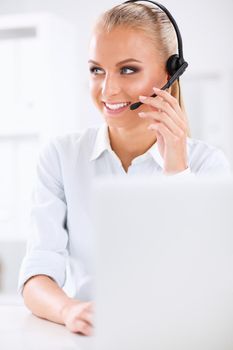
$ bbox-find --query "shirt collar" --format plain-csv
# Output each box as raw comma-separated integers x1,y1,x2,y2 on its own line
90,123,111,161
147,142,164,168
90,123,161,164
90,123,191,167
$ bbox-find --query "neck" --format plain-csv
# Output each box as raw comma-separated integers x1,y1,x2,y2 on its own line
108,124,157,170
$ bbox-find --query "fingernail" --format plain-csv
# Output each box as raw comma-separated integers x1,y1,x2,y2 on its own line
138,112,146,117
148,124,155,130
139,95,147,101
153,87,160,91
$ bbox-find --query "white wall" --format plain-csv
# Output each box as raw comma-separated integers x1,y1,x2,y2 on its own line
1,0,233,73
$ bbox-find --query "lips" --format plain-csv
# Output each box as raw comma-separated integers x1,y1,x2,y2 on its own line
103,101,131,115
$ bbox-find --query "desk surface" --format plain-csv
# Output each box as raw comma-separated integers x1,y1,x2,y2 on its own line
0,294,94,350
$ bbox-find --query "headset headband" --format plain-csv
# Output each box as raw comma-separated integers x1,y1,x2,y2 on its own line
123,0,184,62
121,0,188,110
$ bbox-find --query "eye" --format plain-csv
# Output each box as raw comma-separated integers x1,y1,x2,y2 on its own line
120,66,139,74
89,66,104,75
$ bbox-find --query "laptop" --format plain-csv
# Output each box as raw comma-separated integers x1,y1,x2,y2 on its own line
91,175,233,350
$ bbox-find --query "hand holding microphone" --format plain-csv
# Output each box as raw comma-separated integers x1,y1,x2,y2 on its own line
138,87,189,175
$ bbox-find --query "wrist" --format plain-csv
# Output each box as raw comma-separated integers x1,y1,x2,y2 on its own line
163,165,188,175
60,297,78,324
163,155,188,175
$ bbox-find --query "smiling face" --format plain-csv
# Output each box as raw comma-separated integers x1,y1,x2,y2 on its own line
88,25,169,129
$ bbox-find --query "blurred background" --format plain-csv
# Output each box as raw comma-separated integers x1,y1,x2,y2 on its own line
0,0,232,297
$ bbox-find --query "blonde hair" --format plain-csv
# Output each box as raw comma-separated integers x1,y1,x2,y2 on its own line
93,2,190,135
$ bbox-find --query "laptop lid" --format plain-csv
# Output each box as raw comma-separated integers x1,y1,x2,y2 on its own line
92,176,233,350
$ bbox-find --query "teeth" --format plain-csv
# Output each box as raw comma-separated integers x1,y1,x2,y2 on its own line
105,102,129,110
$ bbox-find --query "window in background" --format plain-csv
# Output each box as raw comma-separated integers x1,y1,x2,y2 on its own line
0,13,77,243
182,73,232,159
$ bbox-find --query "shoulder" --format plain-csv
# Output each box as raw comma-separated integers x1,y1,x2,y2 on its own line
35,127,100,183
39,127,99,160
187,137,232,174
50,127,99,151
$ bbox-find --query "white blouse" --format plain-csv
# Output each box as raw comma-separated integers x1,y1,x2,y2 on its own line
18,123,232,301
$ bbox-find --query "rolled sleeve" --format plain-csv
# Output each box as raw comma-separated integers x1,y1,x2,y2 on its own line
199,149,232,175
18,250,67,294
164,167,196,177
18,139,69,295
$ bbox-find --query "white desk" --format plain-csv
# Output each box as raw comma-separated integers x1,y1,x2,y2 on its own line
0,294,94,350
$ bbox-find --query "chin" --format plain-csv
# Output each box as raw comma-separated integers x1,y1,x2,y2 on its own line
103,115,145,130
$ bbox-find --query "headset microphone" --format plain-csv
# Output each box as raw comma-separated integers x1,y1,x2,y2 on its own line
130,62,188,110
122,0,188,111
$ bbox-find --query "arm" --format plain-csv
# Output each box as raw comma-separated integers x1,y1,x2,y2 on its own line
19,140,93,335
23,275,93,336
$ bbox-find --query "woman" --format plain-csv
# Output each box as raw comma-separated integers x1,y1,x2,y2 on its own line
18,1,231,337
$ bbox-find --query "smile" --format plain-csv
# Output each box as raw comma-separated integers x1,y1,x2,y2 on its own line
103,102,131,115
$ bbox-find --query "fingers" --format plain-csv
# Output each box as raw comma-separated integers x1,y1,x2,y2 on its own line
81,309,93,325
63,300,94,336
153,87,185,120
76,301,94,326
138,87,187,137
139,87,185,122
148,121,176,141
73,319,93,336
139,110,184,138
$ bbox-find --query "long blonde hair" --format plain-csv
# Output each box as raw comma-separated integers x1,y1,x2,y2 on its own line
93,2,190,135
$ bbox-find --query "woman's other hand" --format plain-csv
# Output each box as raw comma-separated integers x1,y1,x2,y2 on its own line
138,87,188,175
61,299,94,336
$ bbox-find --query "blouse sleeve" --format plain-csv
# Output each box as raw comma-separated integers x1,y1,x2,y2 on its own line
17,139,69,295
197,148,232,175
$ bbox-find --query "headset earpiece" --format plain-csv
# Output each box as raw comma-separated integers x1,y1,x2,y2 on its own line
166,54,183,76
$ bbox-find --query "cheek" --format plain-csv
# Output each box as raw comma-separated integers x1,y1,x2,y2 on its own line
129,72,166,98
115,77,149,98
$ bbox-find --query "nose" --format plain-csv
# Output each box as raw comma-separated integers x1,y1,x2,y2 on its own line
101,73,121,98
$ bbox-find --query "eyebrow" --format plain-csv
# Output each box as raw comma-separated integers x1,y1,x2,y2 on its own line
88,58,143,66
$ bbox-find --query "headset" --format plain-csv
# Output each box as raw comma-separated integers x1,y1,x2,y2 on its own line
123,0,188,110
